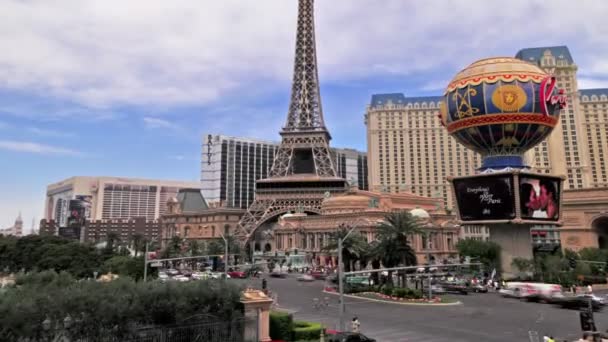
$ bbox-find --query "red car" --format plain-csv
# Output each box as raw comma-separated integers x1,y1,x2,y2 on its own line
310,271,327,280
227,270,246,279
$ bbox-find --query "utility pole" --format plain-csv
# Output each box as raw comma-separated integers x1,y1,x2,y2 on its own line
338,225,356,332
220,233,228,279
143,242,149,282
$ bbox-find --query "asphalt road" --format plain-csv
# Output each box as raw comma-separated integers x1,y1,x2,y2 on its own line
235,275,608,342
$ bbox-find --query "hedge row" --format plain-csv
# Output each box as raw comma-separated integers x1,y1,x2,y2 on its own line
269,311,324,341
0,271,244,340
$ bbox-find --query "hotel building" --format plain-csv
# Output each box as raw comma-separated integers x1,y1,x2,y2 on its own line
201,134,368,209
44,176,201,225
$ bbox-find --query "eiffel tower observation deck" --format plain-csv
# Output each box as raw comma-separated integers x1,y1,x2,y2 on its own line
235,0,348,245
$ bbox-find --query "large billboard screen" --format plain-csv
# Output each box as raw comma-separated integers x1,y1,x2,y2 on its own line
66,196,91,228
519,175,561,221
453,174,516,221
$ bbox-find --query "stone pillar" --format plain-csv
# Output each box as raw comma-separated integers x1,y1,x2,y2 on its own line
488,224,534,278
241,289,273,342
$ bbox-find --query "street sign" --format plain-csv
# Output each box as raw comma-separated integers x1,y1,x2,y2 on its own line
150,262,162,268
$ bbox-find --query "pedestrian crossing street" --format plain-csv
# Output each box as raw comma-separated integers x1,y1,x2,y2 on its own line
293,311,468,342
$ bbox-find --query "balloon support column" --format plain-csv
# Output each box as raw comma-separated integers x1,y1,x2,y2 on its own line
489,223,534,278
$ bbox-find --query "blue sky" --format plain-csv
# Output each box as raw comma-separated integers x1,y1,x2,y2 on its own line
1,0,608,231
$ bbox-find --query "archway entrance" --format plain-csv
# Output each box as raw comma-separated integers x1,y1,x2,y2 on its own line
593,216,608,249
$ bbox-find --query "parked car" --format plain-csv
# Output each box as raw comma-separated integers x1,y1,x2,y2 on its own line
158,272,169,282
297,274,315,282
173,276,190,283
227,270,246,279
438,281,469,295
327,331,376,342
310,270,327,280
270,272,288,278
470,283,488,293
555,294,605,311
166,269,180,276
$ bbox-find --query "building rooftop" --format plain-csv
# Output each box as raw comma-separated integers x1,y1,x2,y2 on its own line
176,189,209,213
515,45,574,64
580,89,608,98
370,93,442,108
47,176,201,191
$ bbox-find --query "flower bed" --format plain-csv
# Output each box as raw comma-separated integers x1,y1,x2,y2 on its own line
354,291,449,304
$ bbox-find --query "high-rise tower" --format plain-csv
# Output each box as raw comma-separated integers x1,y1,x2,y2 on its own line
235,0,347,242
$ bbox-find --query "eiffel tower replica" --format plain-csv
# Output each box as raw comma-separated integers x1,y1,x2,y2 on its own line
235,0,347,243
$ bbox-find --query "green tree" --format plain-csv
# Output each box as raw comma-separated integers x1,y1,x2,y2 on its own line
130,233,144,257
207,240,224,271
456,239,501,272
511,257,533,276
578,248,608,263
188,240,202,256
323,226,367,272
375,211,422,286
102,255,152,281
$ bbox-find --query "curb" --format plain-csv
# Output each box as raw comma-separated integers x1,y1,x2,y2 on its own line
322,290,462,306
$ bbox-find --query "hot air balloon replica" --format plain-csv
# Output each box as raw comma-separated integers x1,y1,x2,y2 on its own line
443,57,567,276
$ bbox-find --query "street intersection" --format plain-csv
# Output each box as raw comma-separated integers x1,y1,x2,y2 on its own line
236,275,608,341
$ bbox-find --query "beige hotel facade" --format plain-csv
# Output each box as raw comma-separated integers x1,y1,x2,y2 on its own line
366,46,608,245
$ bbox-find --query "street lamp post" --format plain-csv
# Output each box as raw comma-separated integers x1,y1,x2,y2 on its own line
338,224,356,332
220,233,228,279
143,242,149,282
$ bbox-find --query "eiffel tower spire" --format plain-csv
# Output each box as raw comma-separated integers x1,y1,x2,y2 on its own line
268,0,337,178
284,0,326,133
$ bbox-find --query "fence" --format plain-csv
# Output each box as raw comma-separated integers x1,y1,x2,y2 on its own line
14,316,257,342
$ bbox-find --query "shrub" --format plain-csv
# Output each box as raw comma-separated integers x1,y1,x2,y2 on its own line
269,311,293,341
0,272,244,339
381,286,393,296
392,288,408,298
292,321,324,341
406,288,423,299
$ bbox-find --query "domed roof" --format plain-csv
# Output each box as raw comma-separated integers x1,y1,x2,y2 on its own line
410,208,430,219
322,193,371,213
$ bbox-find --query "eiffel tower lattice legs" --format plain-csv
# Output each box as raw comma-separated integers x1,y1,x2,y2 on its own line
235,196,324,241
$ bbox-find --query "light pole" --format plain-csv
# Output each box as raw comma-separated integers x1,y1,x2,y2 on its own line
220,233,228,279
143,241,149,282
338,224,356,332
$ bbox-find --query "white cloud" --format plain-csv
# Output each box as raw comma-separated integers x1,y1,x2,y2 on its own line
0,0,606,110
0,140,83,156
143,116,178,129
578,78,608,89
27,127,74,138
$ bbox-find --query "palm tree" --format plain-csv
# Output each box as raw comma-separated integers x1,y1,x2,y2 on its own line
376,211,423,286
207,239,224,271
107,232,119,249
323,226,367,272
361,241,381,285
188,240,201,256
131,233,144,257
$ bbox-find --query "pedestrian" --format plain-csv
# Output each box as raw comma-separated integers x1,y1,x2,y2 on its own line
262,278,267,292
587,284,593,294
351,316,360,333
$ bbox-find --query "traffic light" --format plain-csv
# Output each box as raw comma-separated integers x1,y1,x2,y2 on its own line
580,310,596,332
569,258,578,269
